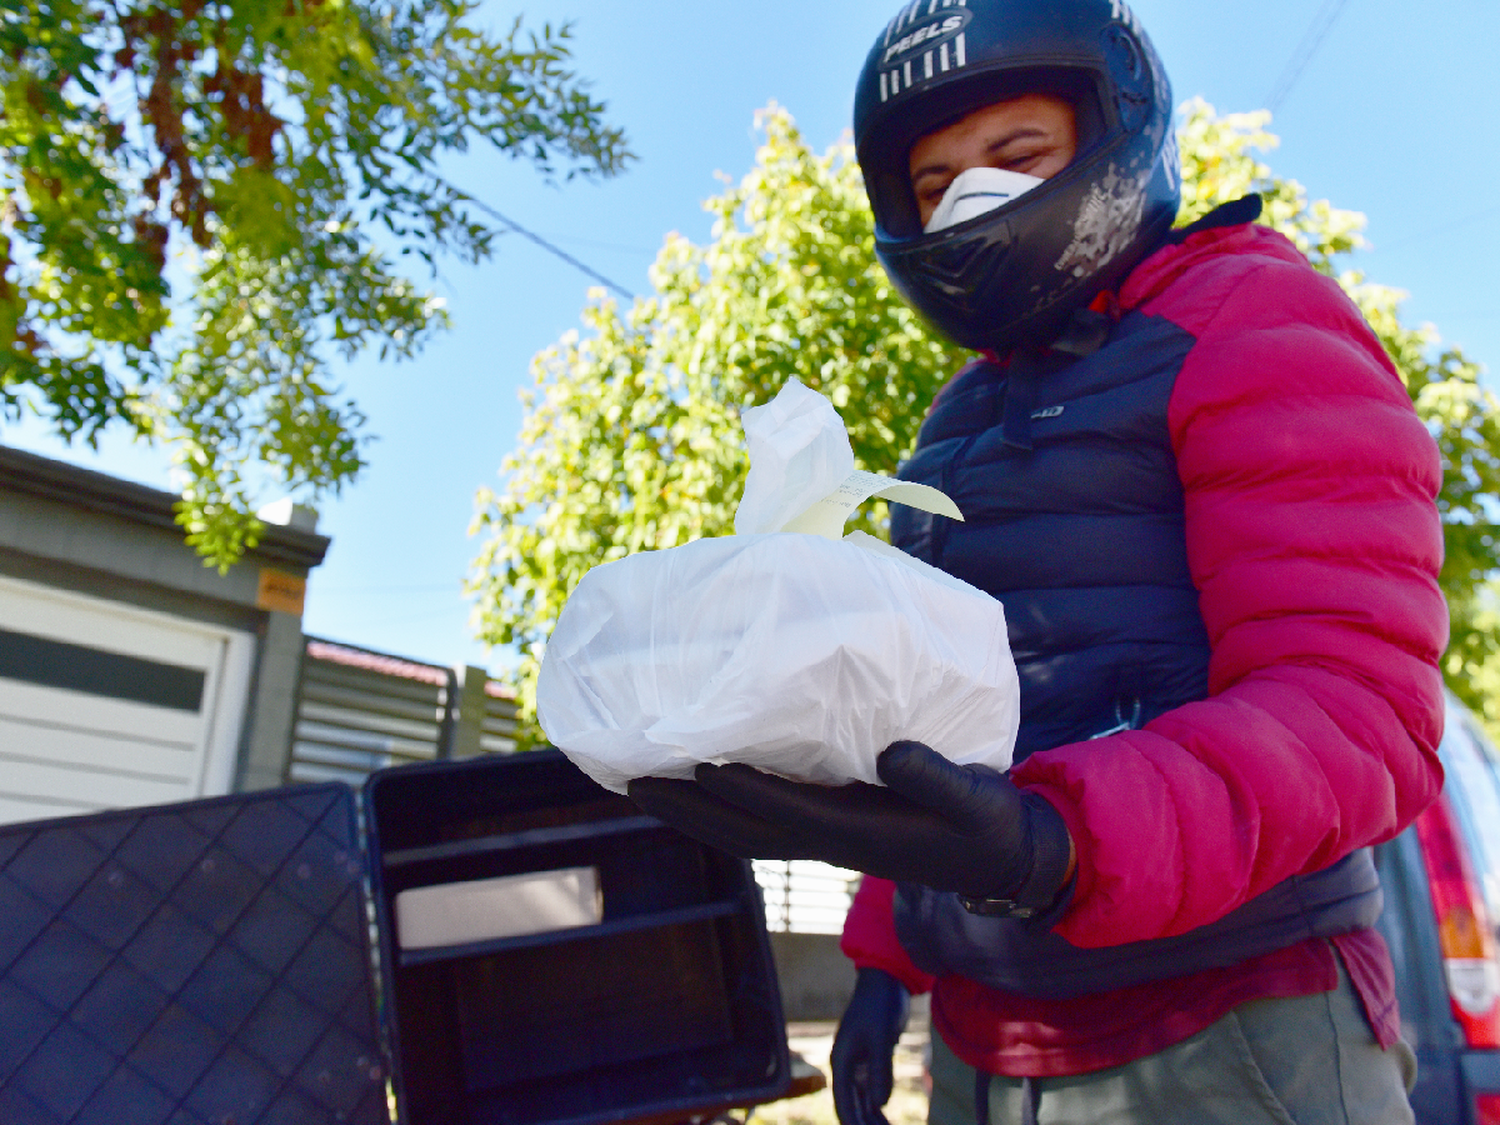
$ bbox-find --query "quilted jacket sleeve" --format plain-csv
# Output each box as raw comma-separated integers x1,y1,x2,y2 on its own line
1011,228,1447,948
840,875,937,994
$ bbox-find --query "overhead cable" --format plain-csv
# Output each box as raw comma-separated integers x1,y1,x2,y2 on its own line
454,190,637,302
1264,0,1353,116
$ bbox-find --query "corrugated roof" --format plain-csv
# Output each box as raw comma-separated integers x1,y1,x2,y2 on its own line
304,639,449,686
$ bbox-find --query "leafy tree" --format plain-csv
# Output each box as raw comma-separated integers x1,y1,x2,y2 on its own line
470,100,1497,745
1175,102,1500,733
1,0,629,567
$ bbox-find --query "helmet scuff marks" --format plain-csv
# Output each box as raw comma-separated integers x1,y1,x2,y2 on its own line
1055,165,1149,278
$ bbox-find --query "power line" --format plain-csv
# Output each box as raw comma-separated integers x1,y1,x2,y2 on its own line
1264,0,1353,116
453,190,637,302
538,233,659,257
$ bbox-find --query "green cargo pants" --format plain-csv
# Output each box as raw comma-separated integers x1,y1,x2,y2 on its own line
928,963,1418,1125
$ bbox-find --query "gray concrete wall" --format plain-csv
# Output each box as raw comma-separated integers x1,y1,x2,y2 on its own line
770,931,859,1022
769,931,934,1028
448,665,491,759
236,611,308,791
0,490,266,607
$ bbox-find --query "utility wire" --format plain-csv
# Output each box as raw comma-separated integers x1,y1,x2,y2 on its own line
1264,0,1353,116
454,190,637,302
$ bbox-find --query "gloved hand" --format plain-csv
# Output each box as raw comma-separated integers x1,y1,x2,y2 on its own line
830,968,910,1125
628,741,1074,913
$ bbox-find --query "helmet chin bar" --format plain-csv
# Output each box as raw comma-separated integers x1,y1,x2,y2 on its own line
853,0,1181,352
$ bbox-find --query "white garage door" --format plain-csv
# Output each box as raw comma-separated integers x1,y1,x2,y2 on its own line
0,576,254,826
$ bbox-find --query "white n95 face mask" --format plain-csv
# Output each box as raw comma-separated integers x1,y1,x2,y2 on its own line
923,166,1045,234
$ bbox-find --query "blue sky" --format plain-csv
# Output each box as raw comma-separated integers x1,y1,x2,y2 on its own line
7,0,1498,673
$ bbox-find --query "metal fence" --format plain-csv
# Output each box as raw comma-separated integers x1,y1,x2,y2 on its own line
288,638,517,786
754,859,860,935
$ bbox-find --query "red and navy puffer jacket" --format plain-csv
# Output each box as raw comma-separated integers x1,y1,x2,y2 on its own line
846,203,1447,1021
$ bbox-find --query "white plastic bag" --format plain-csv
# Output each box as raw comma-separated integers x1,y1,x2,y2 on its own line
536,379,1019,794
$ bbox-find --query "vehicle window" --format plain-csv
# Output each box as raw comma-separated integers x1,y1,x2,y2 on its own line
1440,699,1500,936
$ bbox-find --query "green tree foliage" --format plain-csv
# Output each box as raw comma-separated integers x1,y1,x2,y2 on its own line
470,100,1497,744
1176,101,1500,733
1,0,629,567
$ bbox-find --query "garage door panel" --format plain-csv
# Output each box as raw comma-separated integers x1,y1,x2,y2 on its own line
0,575,255,827
0,715,198,780
0,627,208,713
0,792,92,824
0,753,192,813
0,680,201,747
0,583,226,666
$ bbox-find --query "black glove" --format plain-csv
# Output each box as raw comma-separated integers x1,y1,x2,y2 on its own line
830,968,909,1125
628,740,1073,913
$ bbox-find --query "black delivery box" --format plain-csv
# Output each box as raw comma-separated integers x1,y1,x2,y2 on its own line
0,750,791,1125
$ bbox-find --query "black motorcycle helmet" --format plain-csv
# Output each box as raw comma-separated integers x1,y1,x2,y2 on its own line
854,0,1181,351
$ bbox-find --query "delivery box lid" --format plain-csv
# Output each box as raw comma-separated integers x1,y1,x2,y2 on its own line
0,783,385,1124
0,751,792,1125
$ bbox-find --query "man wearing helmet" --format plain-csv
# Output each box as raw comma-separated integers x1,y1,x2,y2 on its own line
630,1,1445,1122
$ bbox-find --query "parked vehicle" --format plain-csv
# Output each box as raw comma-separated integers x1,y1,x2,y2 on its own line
1378,694,1500,1124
